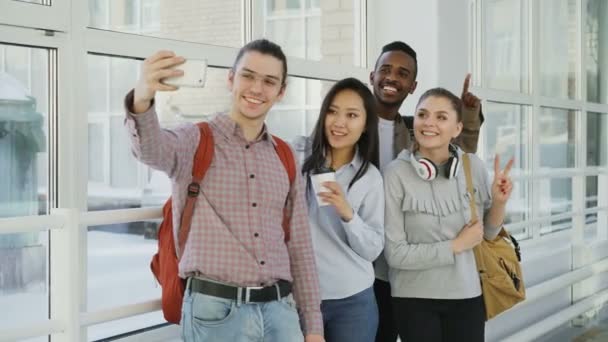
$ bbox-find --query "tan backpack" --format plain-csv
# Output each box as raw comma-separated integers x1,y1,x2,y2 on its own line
462,154,526,320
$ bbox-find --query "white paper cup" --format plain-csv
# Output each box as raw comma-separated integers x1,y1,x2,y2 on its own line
310,172,336,206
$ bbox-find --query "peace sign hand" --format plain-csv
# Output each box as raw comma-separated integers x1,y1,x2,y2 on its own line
492,154,514,205
461,73,481,110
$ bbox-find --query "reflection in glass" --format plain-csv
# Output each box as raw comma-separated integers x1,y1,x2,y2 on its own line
264,0,360,65
539,0,578,99
88,0,242,47
539,178,573,234
587,112,608,167
0,43,49,329
539,108,576,169
482,0,529,92
585,0,608,103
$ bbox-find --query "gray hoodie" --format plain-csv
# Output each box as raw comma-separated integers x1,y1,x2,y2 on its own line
383,148,501,299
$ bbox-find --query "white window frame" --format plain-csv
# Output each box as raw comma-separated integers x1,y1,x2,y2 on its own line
472,0,608,245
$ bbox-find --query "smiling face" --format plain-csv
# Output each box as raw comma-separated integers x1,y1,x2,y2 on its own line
227,51,285,123
370,50,418,108
414,95,463,152
324,89,367,155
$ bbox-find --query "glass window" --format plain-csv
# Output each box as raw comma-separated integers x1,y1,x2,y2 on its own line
263,0,361,66
87,223,164,340
585,0,608,104
539,177,573,234
88,0,243,48
586,175,599,226
587,112,608,167
505,180,529,233
87,55,109,114
87,55,141,212
482,0,529,92
0,43,50,333
539,107,576,169
266,77,334,141
88,122,105,183
539,0,578,99
482,102,527,173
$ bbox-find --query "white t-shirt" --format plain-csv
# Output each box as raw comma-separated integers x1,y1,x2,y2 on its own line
378,117,395,172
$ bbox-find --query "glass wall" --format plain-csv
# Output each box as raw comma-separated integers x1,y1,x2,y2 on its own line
479,0,608,240
88,0,243,47
482,0,529,93
262,0,362,66
0,43,50,335
539,0,578,99
585,0,608,104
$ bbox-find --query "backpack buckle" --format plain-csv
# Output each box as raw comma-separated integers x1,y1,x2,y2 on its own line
187,183,200,197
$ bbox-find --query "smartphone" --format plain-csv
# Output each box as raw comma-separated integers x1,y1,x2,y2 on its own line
162,59,207,88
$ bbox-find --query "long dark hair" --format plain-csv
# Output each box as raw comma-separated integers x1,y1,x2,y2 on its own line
302,77,379,192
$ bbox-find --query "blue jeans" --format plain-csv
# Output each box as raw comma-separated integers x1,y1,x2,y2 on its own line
321,287,378,342
181,283,304,341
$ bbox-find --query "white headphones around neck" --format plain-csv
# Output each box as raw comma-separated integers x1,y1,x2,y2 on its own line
410,144,460,181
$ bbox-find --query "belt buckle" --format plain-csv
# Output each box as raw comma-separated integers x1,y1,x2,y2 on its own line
244,285,264,303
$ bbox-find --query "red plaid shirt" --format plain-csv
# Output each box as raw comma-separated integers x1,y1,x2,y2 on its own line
124,92,322,335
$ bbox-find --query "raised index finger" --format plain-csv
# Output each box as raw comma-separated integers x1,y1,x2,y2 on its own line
461,73,471,98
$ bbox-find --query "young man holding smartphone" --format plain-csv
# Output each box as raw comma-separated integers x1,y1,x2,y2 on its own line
125,39,324,342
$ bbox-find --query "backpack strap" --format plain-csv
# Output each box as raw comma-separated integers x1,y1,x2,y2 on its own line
272,135,296,243
462,153,478,222
177,122,214,259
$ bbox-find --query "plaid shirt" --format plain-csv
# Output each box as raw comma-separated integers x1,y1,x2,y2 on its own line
124,91,322,335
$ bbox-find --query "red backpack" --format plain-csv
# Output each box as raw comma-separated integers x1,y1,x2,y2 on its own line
150,122,297,324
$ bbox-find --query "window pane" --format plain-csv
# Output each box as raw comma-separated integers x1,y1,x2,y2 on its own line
539,178,573,234
0,233,49,333
88,122,105,183
87,223,164,340
587,112,608,167
482,0,529,92
88,0,243,47
585,0,608,103
110,116,138,188
0,43,50,330
482,102,527,172
539,108,576,169
586,176,599,234
87,55,108,114
505,180,529,234
263,0,361,66
1,44,49,215
87,55,141,212
539,0,578,99
266,77,334,141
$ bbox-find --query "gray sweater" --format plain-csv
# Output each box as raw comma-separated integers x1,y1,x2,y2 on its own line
383,148,501,299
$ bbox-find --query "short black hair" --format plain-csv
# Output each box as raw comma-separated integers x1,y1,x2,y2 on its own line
233,39,288,85
374,41,418,77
